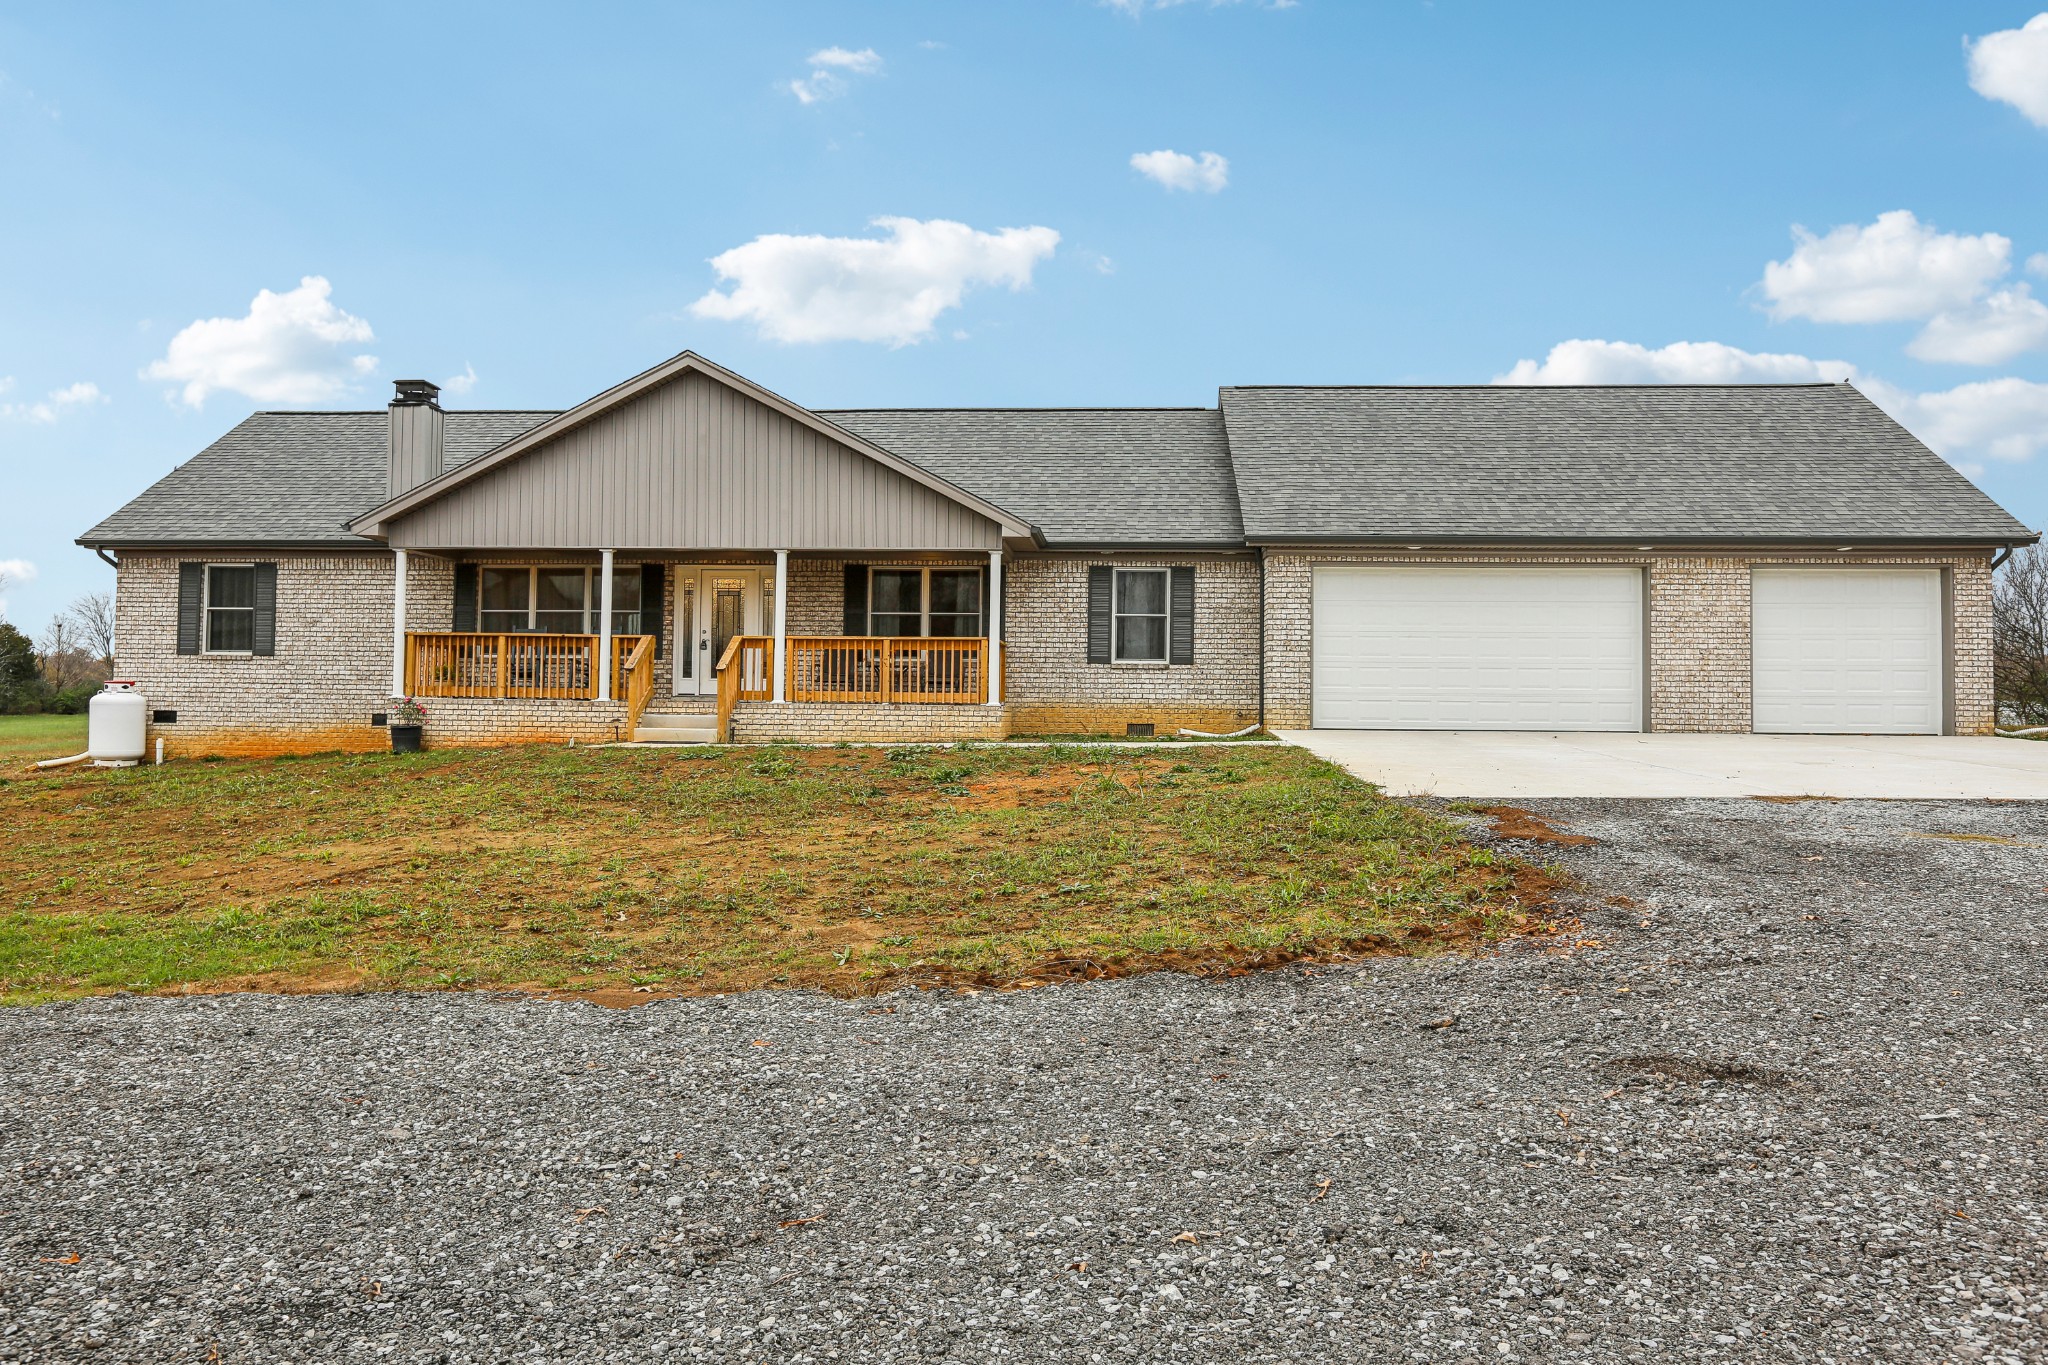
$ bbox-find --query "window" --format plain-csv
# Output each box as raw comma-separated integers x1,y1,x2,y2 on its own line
1113,568,1168,662
204,564,256,653
867,567,982,638
476,566,643,634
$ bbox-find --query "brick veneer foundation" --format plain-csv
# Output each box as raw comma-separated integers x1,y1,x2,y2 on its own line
727,701,1010,743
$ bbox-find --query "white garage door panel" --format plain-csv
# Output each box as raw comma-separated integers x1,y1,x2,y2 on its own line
1752,569,1942,734
1312,567,1642,730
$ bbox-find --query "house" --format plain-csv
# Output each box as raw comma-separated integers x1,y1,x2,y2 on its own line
78,350,2036,754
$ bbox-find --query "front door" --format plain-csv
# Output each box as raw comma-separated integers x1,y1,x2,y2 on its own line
674,568,763,695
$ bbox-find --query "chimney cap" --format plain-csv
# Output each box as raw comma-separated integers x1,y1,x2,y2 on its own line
391,379,441,407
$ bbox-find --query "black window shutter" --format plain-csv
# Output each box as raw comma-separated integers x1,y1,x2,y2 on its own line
842,564,869,635
1168,565,1195,665
979,566,992,639
1086,566,1113,664
452,563,478,632
640,564,664,657
176,563,204,655
251,563,278,657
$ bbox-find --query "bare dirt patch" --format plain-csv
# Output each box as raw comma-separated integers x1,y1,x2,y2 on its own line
1477,805,1598,847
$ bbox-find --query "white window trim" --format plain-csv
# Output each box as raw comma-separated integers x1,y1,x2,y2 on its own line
866,566,983,638
477,565,643,636
1113,567,1170,663
202,562,256,657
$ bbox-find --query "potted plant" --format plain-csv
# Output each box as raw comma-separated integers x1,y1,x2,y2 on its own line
389,697,427,754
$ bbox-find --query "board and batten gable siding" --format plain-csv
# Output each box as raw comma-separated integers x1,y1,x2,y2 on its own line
383,370,1004,552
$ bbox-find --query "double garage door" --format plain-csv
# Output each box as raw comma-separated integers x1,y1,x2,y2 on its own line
1310,565,1942,734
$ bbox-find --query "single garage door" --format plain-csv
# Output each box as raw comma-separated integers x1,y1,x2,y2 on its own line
1751,568,1942,734
1312,566,1643,730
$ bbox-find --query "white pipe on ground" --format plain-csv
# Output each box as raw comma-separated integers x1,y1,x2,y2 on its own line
1177,724,1262,739
35,753,91,770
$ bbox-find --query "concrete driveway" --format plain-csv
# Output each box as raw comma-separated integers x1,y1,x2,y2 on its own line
1279,729,2048,798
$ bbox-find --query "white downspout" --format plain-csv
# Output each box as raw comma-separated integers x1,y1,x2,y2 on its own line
597,549,615,702
986,548,1003,706
390,549,408,697
772,548,789,703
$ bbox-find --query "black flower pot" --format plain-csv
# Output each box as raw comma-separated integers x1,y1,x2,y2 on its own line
390,724,424,754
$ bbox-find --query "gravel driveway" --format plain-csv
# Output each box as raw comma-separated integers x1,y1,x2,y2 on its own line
3,798,2045,1363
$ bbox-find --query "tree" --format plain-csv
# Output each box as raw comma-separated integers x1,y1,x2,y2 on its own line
1994,545,2048,728
37,615,105,693
0,621,37,712
65,591,115,665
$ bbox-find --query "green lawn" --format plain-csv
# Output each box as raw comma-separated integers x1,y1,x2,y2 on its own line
0,741,1556,1005
0,713,88,767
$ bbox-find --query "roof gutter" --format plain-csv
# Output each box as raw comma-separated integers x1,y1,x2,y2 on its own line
1244,533,2042,551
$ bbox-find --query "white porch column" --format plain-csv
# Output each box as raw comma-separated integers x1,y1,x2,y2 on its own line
390,549,408,697
596,549,616,702
772,549,789,703
986,548,1003,706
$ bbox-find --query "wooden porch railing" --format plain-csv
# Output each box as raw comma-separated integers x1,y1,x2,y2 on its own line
714,636,773,743
788,636,987,703
713,635,992,740
406,633,653,704
616,635,655,734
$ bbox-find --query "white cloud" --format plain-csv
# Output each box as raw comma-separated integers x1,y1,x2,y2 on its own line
1497,335,2048,469
1760,210,2012,324
143,276,377,407
441,363,479,397
2030,252,2048,278
1494,338,1856,385
1866,375,2048,463
1967,13,2048,128
1905,285,2048,364
689,216,1060,346
1129,149,1229,193
0,557,35,618
0,379,107,423
787,47,882,103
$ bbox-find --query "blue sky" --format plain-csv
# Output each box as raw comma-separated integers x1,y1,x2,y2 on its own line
3,2,2046,632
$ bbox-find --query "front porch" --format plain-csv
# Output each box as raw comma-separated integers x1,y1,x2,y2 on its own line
402,626,1005,742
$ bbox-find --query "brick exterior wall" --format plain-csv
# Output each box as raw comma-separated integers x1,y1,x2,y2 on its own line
112,545,1997,754
1002,555,1261,735
727,701,1010,743
114,550,405,757
1260,549,1998,734
114,550,632,756
769,553,1264,736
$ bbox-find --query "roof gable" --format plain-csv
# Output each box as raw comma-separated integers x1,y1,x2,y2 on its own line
348,351,1034,543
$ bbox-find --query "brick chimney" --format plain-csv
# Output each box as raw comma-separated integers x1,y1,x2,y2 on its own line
387,379,445,499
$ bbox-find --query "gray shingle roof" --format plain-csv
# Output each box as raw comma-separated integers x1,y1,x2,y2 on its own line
820,408,1242,547
78,411,556,546
80,383,2034,550
1219,383,2034,543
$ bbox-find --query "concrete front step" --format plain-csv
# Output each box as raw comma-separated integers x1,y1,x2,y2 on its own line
633,721,718,744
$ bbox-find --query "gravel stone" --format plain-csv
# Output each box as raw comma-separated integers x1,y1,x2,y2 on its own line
3,797,2045,1362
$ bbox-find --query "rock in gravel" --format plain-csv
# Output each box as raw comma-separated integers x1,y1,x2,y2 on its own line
2,796,2045,1363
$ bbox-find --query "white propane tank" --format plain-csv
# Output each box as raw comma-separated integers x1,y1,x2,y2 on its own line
88,681,148,766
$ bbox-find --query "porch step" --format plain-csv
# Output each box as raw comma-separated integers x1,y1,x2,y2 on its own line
633,719,718,744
